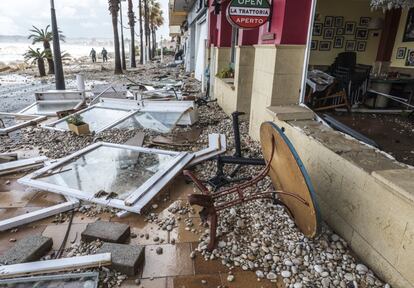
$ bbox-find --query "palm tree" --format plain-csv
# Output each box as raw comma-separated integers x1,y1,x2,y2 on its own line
144,0,150,61
108,0,123,74
28,25,66,75
139,0,144,64
23,48,47,77
149,1,164,57
128,0,136,67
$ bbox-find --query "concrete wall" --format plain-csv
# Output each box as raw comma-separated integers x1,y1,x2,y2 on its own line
212,46,255,116
264,116,414,288
244,43,414,288
249,45,306,139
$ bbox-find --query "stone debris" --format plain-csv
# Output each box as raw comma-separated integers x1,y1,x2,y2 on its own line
0,235,52,264
155,247,163,255
97,242,145,276
81,221,130,243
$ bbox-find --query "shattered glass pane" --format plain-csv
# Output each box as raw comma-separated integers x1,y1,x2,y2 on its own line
20,101,82,116
115,111,184,133
37,145,176,200
53,107,130,132
0,273,98,288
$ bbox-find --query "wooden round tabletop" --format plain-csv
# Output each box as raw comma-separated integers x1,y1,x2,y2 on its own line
260,122,321,238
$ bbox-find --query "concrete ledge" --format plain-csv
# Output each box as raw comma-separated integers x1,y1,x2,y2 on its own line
372,169,414,203
266,105,314,121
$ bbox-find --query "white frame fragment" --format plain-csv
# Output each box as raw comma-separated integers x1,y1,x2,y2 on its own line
18,142,194,213
187,133,227,167
0,156,48,176
42,105,141,134
0,272,99,287
0,196,79,232
18,90,86,117
0,253,111,278
0,113,46,135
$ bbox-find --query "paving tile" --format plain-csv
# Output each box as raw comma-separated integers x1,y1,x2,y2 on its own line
173,274,222,288
128,219,169,245
0,224,47,255
42,223,87,250
0,207,41,222
121,277,167,288
225,272,283,288
170,217,203,244
0,177,38,208
25,191,66,207
141,243,193,278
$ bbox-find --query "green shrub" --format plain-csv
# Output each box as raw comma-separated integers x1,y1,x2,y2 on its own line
66,114,86,126
216,66,234,79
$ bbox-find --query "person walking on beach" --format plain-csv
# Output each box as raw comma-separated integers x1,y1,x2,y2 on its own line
90,48,97,63
101,48,108,62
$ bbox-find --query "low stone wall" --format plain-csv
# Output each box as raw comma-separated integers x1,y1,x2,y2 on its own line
249,110,414,288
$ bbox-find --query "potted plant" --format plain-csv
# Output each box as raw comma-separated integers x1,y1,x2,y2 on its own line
66,114,90,135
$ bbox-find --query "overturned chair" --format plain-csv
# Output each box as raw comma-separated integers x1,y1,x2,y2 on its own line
184,122,321,251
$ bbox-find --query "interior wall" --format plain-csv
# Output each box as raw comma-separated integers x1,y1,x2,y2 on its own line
391,9,414,68
309,0,383,67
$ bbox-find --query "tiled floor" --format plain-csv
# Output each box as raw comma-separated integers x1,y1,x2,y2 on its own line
0,173,283,288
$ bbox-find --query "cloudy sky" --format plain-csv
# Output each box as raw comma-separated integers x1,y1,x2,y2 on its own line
0,0,170,40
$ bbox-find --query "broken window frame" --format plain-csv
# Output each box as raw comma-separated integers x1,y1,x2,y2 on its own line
18,142,194,213
0,271,99,287
0,113,46,135
42,105,141,134
0,196,79,232
18,100,85,116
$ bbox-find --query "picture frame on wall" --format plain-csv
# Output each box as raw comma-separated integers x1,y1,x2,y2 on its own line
345,40,356,51
396,47,407,59
336,28,344,35
335,16,344,27
403,8,414,42
345,22,356,35
360,17,371,26
311,40,318,50
323,28,334,39
333,36,344,48
357,41,367,52
356,28,369,40
405,49,414,66
325,16,334,27
313,23,323,36
319,41,331,51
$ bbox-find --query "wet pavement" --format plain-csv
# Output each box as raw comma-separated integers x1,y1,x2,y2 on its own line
0,173,284,288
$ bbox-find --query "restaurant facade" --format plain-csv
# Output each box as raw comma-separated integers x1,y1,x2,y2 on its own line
170,0,414,287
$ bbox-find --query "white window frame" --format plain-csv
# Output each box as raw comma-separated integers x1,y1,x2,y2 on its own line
0,113,46,135
299,0,318,104
18,142,194,213
42,105,141,134
18,100,85,116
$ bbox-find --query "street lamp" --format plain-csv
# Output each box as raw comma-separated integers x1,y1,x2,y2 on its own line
50,0,65,90
119,0,127,70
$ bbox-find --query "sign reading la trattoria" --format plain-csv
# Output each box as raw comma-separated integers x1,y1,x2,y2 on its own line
226,0,271,29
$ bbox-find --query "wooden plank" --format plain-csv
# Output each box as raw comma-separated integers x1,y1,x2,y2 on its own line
0,200,80,232
0,253,111,278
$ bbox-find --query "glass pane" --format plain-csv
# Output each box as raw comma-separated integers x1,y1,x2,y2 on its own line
0,274,97,288
21,101,82,115
53,107,130,132
37,145,176,200
115,111,184,133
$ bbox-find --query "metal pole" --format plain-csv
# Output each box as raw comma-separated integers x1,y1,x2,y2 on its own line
119,0,127,70
160,36,164,63
50,0,65,90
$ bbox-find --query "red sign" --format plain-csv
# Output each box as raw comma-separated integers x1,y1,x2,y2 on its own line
226,0,271,29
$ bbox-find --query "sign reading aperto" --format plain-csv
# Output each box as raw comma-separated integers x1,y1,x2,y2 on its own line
226,0,271,29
